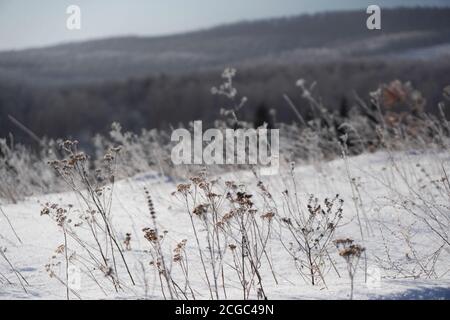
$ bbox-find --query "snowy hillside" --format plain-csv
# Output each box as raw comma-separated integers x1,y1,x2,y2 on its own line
1,150,449,300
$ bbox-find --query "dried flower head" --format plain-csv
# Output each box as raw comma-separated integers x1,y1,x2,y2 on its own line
176,183,191,194
193,204,209,217
261,212,275,220
143,228,158,243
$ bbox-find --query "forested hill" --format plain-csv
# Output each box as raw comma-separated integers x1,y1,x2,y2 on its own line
0,7,449,86
1,7,450,144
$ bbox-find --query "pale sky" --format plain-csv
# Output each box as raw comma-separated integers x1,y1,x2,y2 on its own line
0,0,449,51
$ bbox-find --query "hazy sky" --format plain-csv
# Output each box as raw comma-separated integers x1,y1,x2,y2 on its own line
0,0,449,51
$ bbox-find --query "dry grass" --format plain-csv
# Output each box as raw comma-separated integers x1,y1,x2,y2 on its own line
1,70,450,299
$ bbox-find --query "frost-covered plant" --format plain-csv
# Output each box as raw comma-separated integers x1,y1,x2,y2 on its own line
142,188,193,300
173,173,229,300
334,238,365,300
279,186,344,286
0,138,63,203
92,122,175,179
43,140,135,295
172,171,275,300
0,246,28,293
376,157,450,279
219,180,275,300
211,67,248,129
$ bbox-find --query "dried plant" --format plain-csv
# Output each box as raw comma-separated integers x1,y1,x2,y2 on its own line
220,183,274,300
211,67,248,128
173,172,228,299
142,188,191,300
334,238,365,300
124,233,132,251
0,246,29,293
172,172,276,300
42,140,135,296
279,183,344,286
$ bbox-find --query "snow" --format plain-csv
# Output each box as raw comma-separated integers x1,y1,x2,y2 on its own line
1,150,449,300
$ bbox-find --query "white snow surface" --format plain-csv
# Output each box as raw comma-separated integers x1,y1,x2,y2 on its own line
1,151,450,300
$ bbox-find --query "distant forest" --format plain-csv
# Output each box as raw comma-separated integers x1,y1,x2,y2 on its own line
1,58,450,145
